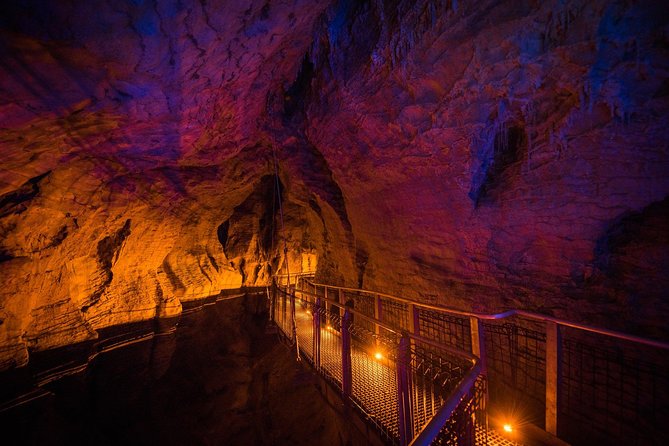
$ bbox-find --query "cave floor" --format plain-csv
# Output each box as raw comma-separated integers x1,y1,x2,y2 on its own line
0,293,364,446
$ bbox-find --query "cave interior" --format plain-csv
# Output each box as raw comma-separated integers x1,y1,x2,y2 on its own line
0,1,668,445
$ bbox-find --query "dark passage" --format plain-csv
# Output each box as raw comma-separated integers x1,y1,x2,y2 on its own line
0,294,353,446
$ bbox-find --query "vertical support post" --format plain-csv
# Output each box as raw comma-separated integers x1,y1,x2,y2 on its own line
470,317,488,435
280,286,286,332
545,321,561,436
290,290,296,343
338,289,344,318
337,288,344,332
397,333,413,446
323,286,329,329
314,297,321,370
375,294,382,343
470,317,487,375
270,280,277,322
408,303,418,335
341,309,352,403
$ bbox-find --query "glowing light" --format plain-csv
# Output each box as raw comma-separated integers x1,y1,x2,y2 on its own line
503,424,513,433
374,351,383,360
326,324,332,331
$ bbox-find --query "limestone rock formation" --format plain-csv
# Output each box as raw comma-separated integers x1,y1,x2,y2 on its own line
1,0,668,370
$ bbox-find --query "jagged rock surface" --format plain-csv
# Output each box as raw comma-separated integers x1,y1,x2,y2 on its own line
303,0,669,336
1,0,668,369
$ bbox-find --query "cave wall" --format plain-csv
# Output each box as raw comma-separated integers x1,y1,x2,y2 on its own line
0,0,347,369
302,0,669,338
1,0,668,369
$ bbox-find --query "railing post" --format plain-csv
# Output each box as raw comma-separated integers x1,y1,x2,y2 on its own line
545,321,561,436
342,308,352,403
397,333,413,446
408,303,419,335
270,280,276,322
336,288,344,332
314,297,321,370
290,289,296,343
323,286,329,328
280,285,287,332
470,317,487,375
469,317,488,437
375,294,382,343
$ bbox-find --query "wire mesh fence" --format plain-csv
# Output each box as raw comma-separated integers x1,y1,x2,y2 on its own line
381,297,411,332
288,279,669,446
343,289,376,334
559,330,669,446
318,307,344,388
409,341,474,438
482,319,547,428
433,376,487,446
418,308,472,352
273,284,483,445
348,317,401,442
294,299,314,362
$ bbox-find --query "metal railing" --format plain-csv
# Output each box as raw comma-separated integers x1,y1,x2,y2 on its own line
271,280,486,446
274,271,316,287
288,279,669,446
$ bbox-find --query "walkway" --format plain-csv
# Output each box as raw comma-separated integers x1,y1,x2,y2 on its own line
271,278,669,446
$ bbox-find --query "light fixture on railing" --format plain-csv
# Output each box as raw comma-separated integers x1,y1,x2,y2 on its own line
498,418,520,441
374,351,383,360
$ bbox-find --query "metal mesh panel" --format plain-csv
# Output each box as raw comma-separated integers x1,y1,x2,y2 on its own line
277,283,487,445
294,300,314,362
381,297,410,331
560,335,669,446
289,281,669,446
318,307,343,388
345,290,375,316
287,288,482,445
344,290,376,334
483,320,546,427
347,321,400,441
411,371,440,435
433,376,487,446
418,308,472,352
274,290,292,337
409,342,472,436
314,283,325,299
